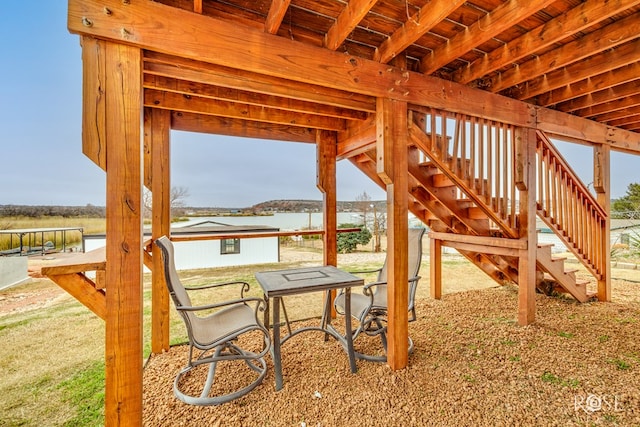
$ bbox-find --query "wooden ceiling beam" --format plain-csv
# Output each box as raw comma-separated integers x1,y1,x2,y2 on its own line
171,111,317,143
373,0,464,64
573,94,640,119
144,89,347,131
555,81,640,114
324,0,377,51
513,39,640,101
420,0,555,75
491,12,640,94
69,0,532,126
336,115,376,159
592,105,640,123
452,0,640,85
537,61,640,107
537,107,640,154
607,116,640,128
143,74,368,120
68,0,640,152
144,53,375,113
193,0,202,14
264,0,291,34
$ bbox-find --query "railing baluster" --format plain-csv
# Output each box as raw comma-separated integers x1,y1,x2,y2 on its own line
479,119,485,198
501,124,508,221
487,122,495,209
470,117,476,190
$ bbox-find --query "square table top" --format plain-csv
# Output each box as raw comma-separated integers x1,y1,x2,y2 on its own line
255,265,363,298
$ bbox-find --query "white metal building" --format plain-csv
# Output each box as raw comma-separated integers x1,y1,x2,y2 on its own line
84,220,280,270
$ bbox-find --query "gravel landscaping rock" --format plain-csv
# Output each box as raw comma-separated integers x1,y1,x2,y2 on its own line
143,276,640,426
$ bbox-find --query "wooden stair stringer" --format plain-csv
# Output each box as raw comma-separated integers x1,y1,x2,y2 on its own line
537,208,601,279
535,243,589,302
408,158,491,235
349,146,524,292
348,140,591,303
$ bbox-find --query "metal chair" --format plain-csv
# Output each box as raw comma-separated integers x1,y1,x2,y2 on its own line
155,236,271,405
334,227,425,362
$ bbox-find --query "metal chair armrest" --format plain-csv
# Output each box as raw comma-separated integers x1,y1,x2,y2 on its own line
177,296,265,313
184,280,252,298
349,267,383,275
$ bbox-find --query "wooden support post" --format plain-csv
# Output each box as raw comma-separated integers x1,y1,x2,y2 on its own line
376,98,409,369
104,41,143,426
317,130,337,267
146,107,172,353
516,127,537,325
317,130,338,316
430,238,442,299
81,36,107,171
594,144,611,301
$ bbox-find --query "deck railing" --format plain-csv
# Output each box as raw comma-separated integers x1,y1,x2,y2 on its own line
412,108,607,279
412,107,519,237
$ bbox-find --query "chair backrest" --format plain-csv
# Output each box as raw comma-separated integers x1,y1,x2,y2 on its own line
155,236,193,310
376,227,425,282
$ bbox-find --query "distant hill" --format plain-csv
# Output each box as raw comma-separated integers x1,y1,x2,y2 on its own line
184,199,386,216
0,200,385,218
250,199,384,212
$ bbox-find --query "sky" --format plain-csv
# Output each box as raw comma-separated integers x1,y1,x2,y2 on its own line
0,2,637,208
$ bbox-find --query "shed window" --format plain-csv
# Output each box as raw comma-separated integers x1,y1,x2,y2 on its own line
221,238,240,255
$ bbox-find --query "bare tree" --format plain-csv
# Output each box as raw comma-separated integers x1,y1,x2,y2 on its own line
170,186,190,215
143,186,190,219
355,191,371,228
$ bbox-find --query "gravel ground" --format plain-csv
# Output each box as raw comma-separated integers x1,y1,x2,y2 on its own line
143,275,640,426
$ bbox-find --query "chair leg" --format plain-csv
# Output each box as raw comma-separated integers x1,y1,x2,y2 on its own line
173,343,268,406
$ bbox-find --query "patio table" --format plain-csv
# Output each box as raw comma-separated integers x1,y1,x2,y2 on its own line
255,265,363,391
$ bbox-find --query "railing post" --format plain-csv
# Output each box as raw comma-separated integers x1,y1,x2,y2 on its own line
148,107,172,353
594,144,611,301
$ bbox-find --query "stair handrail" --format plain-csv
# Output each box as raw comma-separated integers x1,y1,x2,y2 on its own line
536,131,606,218
535,130,607,278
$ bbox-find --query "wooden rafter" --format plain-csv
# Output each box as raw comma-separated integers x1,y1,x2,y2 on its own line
452,0,640,84
575,95,640,119
494,13,640,95
324,0,377,51
556,81,640,114
171,112,317,143
143,74,368,120
68,0,640,151
144,89,348,130
537,61,640,107
264,0,290,34
599,106,640,125
374,0,464,64
420,0,556,75
514,40,640,101
143,54,376,113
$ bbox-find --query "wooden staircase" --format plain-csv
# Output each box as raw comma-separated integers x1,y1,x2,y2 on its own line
346,108,606,302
